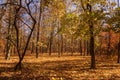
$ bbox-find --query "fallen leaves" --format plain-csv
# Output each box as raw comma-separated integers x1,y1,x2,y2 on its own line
0,55,120,79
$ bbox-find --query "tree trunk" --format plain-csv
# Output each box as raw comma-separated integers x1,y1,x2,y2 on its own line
87,0,96,69
79,39,82,56
89,24,95,69
86,41,89,55
71,37,74,56
117,39,120,63
31,42,34,54
107,31,111,57
36,0,43,58
14,59,22,70
5,43,11,60
84,40,86,56
99,39,102,55
60,35,63,56
117,41,120,63
49,41,52,56
5,0,13,60
48,34,53,56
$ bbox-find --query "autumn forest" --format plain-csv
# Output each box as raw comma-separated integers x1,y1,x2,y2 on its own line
0,0,120,79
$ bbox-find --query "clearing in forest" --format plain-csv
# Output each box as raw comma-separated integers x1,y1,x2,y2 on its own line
0,55,120,80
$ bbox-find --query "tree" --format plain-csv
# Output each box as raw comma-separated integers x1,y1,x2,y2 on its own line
106,7,120,63
14,0,37,70
0,0,38,70
36,0,43,58
70,0,106,69
5,0,15,60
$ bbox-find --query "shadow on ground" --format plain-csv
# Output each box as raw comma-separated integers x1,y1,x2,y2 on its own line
0,59,89,80
0,56,120,80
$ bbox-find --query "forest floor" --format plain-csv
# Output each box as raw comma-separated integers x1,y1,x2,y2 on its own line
0,53,120,80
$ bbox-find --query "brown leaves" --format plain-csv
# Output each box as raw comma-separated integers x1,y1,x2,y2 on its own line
0,55,120,79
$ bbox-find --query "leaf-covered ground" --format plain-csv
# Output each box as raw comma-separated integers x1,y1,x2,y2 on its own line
0,54,120,80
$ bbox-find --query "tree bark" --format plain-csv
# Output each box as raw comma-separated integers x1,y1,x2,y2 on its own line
90,25,95,69
87,1,96,69
48,32,53,56
79,39,82,56
86,41,89,55
36,0,43,58
117,36,120,63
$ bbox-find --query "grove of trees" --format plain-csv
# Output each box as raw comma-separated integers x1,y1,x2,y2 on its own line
0,0,120,71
